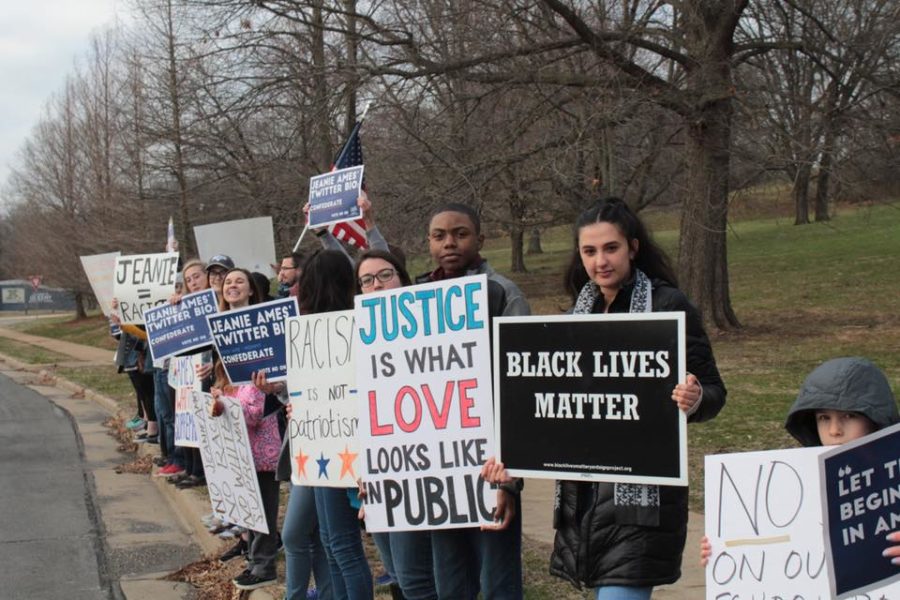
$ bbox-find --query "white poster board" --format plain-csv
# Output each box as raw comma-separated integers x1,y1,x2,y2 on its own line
113,252,179,324
193,391,268,533
194,217,277,277
704,447,900,599
285,310,359,487
169,355,204,448
355,275,496,532
80,251,121,315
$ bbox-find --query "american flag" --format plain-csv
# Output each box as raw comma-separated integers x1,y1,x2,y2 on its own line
327,121,368,248
165,216,178,253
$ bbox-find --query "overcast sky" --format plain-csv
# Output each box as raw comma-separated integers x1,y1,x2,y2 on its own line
0,0,120,196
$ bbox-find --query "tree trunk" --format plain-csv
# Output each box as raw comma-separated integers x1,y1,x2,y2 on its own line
510,225,526,273
164,0,194,256
74,291,88,319
343,0,358,134
793,164,811,225
527,227,543,255
678,98,740,330
311,0,333,168
815,147,833,222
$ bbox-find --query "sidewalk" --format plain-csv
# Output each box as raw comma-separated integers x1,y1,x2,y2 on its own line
0,324,114,365
0,328,708,598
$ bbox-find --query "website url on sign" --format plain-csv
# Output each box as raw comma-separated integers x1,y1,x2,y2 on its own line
543,463,632,472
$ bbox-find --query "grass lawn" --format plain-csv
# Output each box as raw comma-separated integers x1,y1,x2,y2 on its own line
0,337,71,364
57,365,137,410
13,313,117,351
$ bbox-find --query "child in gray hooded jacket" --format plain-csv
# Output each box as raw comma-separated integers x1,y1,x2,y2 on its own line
703,357,900,566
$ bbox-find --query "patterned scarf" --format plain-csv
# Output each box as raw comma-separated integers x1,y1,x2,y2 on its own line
554,268,660,521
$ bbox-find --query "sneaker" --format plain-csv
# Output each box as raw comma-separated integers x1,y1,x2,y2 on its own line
152,456,167,467
218,538,247,561
306,588,318,600
169,474,188,485
175,475,205,489
134,432,158,444
232,570,276,590
125,417,145,430
155,464,185,477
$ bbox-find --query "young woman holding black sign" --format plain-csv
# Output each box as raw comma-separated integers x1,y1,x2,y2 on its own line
209,267,284,591
485,197,726,599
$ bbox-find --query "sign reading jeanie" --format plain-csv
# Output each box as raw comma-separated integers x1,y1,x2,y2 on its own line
493,313,686,485
356,275,496,532
307,165,364,228
145,289,217,363
113,252,179,324
207,297,299,385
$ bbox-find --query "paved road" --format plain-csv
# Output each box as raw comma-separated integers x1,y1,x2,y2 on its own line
0,371,114,599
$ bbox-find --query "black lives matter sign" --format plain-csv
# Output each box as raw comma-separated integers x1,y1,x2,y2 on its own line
493,312,687,485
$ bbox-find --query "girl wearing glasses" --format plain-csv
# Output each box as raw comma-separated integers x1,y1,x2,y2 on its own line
353,249,438,600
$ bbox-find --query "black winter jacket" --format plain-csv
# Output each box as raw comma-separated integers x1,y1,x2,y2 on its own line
549,279,726,589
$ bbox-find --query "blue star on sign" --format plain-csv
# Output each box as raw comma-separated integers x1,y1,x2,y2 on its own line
316,453,331,479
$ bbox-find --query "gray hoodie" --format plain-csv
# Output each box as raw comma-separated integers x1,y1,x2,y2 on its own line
784,357,898,447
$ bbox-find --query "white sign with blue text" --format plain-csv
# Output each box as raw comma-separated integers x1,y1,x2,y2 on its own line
307,165,364,228
169,355,204,448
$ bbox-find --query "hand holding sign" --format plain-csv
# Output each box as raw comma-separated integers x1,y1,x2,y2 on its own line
886,531,900,565
672,373,702,413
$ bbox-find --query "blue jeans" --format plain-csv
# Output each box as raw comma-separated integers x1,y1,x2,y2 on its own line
373,531,436,600
431,494,522,600
314,487,372,600
596,586,653,600
283,485,333,600
152,367,178,464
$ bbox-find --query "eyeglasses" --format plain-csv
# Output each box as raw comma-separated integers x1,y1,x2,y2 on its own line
279,266,297,272
208,268,227,278
359,268,397,289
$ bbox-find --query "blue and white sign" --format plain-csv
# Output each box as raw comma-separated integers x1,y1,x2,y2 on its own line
145,289,218,363
169,355,205,448
207,297,299,385
307,165,364,228
820,423,900,599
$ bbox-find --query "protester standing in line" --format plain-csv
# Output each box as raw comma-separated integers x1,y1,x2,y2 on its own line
296,250,373,599
355,248,437,600
486,197,726,600
209,267,283,591
415,203,530,600
159,258,213,488
275,252,305,298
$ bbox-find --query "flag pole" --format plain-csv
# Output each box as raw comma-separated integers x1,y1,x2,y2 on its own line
359,100,372,123
292,224,309,253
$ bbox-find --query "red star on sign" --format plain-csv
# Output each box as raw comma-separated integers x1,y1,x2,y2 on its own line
337,445,358,480
294,449,310,479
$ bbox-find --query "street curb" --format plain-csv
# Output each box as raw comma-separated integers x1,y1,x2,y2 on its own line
0,351,281,599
